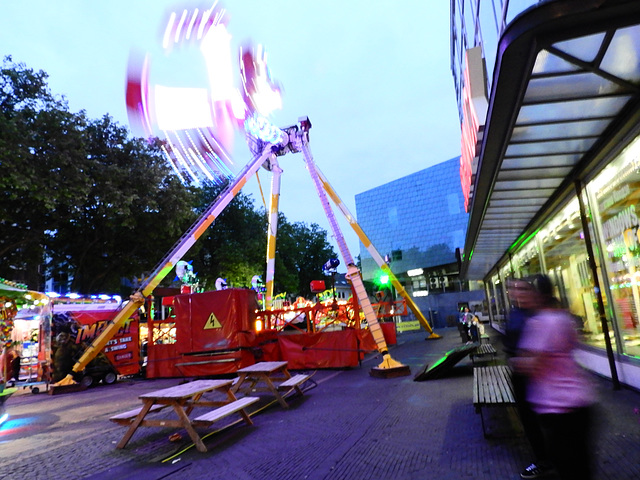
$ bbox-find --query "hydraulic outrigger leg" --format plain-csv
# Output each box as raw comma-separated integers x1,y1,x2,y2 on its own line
297,123,410,378
312,165,441,340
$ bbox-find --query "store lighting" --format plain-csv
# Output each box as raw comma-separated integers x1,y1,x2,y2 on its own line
407,268,424,277
413,290,428,297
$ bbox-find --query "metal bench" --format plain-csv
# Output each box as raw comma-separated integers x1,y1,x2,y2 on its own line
471,343,497,364
473,365,516,437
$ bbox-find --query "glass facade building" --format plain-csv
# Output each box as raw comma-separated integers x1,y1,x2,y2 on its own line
452,0,640,389
355,157,468,284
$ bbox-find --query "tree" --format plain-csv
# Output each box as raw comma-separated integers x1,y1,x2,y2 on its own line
0,57,194,293
274,218,337,298
181,190,337,299
0,57,337,298
0,56,90,289
187,183,267,290
49,117,195,293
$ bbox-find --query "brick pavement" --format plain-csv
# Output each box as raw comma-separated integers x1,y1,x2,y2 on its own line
1,327,639,480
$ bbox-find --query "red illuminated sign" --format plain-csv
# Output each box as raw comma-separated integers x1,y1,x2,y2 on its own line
459,47,488,213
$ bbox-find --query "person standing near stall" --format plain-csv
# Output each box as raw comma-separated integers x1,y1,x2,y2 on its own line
1,342,20,386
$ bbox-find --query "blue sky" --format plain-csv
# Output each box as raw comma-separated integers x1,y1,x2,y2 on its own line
1,1,461,272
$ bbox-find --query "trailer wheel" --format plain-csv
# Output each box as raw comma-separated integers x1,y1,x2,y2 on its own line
31,387,40,394
79,375,94,388
102,372,117,385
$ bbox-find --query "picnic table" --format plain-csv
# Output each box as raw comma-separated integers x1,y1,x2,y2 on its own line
232,361,310,408
110,379,258,452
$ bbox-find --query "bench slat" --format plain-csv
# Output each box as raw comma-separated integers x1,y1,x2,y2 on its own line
192,397,259,425
110,404,167,423
474,344,496,356
277,374,310,390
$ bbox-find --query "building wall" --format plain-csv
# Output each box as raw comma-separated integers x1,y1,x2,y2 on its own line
450,1,640,389
450,0,540,123
355,157,468,282
413,289,486,329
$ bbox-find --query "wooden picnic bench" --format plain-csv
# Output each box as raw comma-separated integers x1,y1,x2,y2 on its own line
277,373,311,395
192,397,259,426
109,404,169,425
110,379,259,452
473,365,516,437
232,362,311,408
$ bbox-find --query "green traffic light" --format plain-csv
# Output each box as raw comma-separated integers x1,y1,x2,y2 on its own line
379,274,389,285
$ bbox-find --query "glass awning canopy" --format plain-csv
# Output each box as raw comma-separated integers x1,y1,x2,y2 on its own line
464,1,640,280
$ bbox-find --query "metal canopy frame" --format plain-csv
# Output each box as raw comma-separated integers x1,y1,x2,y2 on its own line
464,0,640,279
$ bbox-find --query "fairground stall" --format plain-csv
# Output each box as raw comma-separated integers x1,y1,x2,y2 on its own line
0,279,51,393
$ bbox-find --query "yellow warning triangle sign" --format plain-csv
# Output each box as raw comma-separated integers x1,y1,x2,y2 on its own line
204,312,222,329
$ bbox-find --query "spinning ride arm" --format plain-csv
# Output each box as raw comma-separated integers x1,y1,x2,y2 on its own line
55,143,280,386
297,130,408,373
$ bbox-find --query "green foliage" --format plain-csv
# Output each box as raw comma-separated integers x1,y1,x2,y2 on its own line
274,216,337,298
48,117,195,293
0,56,88,288
188,183,267,290
0,56,194,292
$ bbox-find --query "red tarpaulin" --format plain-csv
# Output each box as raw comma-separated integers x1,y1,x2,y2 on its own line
147,288,392,376
380,322,397,345
279,329,370,369
174,289,255,354
147,289,258,378
146,342,178,379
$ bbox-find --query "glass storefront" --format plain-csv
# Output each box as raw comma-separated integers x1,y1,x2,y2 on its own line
588,135,640,359
483,133,640,360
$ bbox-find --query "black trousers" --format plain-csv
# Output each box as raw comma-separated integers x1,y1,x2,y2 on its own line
512,373,548,464
457,323,470,342
538,406,593,480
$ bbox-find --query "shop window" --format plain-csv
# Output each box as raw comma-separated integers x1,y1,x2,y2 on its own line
537,198,604,349
512,239,542,277
490,274,507,329
588,135,640,358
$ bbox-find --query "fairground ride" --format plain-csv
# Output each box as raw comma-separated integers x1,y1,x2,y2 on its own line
53,2,439,389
